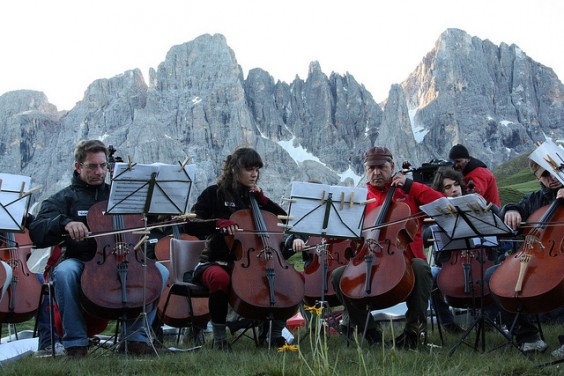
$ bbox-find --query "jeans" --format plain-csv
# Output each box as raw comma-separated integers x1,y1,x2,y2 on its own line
36,273,62,350
53,258,168,348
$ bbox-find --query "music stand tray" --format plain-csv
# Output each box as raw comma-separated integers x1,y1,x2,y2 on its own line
421,194,515,355
284,181,368,239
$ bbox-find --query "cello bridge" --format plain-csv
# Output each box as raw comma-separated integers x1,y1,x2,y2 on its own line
365,239,383,254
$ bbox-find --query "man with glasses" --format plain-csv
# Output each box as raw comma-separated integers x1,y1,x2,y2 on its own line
29,140,168,358
448,144,501,206
485,159,563,354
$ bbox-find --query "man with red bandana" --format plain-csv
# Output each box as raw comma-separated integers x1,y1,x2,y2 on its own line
331,146,444,349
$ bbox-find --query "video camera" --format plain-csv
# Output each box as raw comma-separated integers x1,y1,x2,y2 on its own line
403,159,453,186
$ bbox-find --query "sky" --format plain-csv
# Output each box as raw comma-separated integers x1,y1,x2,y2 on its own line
1,0,563,111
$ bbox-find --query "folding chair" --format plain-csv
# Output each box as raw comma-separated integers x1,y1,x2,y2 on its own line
160,238,209,346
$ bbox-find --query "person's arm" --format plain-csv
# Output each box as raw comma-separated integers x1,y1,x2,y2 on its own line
28,192,74,248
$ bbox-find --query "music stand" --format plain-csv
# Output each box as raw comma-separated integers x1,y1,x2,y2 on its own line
105,161,195,355
0,174,33,233
283,182,368,344
420,194,515,355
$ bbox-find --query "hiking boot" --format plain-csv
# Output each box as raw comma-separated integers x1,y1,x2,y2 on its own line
212,339,232,353
520,339,548,354
442,322,465,335
392,331,419,350
65,346,88,358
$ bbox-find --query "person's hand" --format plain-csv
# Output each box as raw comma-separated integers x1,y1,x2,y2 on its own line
65,221,90,241
216,219,239,235
250,185,268,205
557,188,564,200
391,172,407,187
292,238,306,252
504,210,522,230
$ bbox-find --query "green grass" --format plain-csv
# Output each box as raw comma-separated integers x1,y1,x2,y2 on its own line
2,320,562,375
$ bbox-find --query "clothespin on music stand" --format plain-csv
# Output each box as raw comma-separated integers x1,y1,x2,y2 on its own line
179,157,190,172
127,156,133,170
349,191,355,208
446,205,457,216
320,190,326,205
19,181,26,198
339,191,345,210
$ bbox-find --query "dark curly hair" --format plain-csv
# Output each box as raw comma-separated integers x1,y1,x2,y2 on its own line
431,166,465,194
217,147,263,194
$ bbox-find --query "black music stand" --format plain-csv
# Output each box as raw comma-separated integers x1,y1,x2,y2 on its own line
0,173,33,233
104,161,195,355
284,182,368,346
420,194,515,355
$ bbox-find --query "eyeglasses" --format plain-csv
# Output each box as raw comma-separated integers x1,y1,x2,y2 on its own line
80,162,108,171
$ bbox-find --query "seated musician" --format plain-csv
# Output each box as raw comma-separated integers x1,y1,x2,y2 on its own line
331,146,443,349
485,160,562,354
183,147,290,351
29,140,169,358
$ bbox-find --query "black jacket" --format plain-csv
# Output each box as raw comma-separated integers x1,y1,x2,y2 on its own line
185,184,288,264
29,172,110,261
501,183,560,223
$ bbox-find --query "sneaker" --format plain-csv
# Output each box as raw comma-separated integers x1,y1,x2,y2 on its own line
520,339,548,354
551,344,564,359
212,339,232,352
392,331,419,350
65,346,88,358
442,322,465,335
35,343,65,358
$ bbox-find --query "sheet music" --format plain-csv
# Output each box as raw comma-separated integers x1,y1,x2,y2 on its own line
420,194,513,240
430,225,498,252
285,182,368,238
107,162,195,215
0,173,32,231
528,140,564,185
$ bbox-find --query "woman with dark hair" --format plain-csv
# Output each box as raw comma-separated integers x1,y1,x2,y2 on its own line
185,147,289,351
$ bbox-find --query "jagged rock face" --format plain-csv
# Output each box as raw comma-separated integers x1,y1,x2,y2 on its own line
1,29,563,212
401,28,564,167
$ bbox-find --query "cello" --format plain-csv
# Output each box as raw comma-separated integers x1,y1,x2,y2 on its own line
303,237,353,307
436,248,494,308
340,186,418,310
155,225,209,327
490,198,564,314
80,202,163,320
0,230,42,323
228,194,304,321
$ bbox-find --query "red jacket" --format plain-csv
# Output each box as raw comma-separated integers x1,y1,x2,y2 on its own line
365,180,444,260
462,158,501,207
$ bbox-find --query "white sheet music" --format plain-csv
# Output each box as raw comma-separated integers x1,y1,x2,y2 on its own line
420,194,513,240
0,173,32,231
528,140,564,185
107,162,195,215
285,182,368,238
